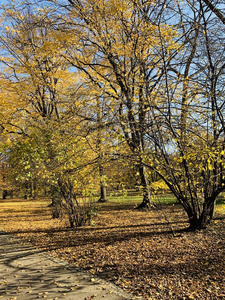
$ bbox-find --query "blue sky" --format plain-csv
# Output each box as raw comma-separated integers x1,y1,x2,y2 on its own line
0,0,9,8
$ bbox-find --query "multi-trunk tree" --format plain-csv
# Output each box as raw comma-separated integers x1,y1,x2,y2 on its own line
142,0,225,229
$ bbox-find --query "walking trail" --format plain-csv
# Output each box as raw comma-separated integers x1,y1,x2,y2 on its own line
0,231,139,300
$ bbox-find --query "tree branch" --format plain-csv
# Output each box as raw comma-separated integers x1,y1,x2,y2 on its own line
201,0,225,25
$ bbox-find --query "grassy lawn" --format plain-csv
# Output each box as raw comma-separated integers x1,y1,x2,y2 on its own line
0,196,224,299
104,193,178,207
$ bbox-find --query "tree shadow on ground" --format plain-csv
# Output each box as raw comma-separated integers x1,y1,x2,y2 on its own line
0,221,193,253
0,232,118,300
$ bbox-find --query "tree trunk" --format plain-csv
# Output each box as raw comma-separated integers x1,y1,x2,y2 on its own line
188,215,203,230
202,0,225,25
2,190,7,199
96,96,107,203
31,180,37,199
49,187,62,219
187,199,216,230
51,196,62,219
208,201,215,221
136,164,151,209
98,183,107,202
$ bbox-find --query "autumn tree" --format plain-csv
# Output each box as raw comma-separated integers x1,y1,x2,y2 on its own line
51,0,225,228
49,0,179,208
141,0,225,229
0,2,100,225
0,3,68,198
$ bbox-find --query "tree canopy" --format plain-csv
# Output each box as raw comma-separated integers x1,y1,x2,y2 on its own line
0,0,224,230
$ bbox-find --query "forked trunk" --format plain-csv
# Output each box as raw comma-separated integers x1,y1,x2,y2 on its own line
187,198,216,230
189,215,208,230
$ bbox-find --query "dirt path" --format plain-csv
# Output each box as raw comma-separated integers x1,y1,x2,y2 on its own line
0,231,137,300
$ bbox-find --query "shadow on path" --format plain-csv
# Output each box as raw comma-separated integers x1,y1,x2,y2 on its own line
0,231,136,300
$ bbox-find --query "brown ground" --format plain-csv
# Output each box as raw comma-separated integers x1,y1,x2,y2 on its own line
0,198,224,300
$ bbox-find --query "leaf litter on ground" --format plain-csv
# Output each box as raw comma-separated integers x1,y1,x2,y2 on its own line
0,198,224,299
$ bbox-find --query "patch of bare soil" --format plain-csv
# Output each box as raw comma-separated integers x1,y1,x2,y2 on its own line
0,199,224,299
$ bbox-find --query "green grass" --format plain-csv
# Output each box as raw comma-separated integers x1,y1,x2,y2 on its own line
107,191,225,208
216,193,225,205
105,192,178,207
215,193,225,214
